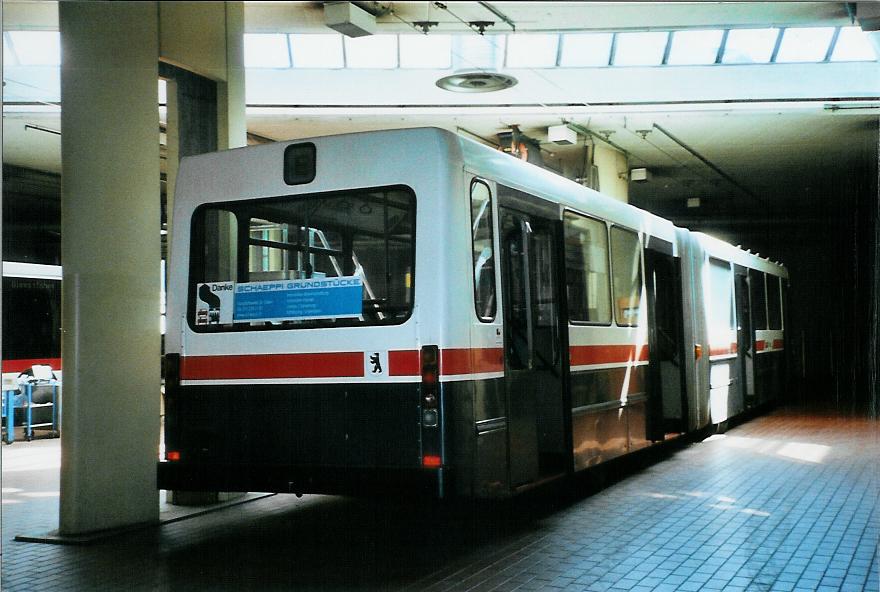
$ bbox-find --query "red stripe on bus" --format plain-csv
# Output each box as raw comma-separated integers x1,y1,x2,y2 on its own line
2,358,62,374
709,343,738,357
388,350,420,376
755,340,766,352
772,339,784,349
568,345,648,366
180,352,364,380
441,348,504,375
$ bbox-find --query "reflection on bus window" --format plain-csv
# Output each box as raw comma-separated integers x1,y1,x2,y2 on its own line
191,187,415,330
470,180,496,322
610,227,641,326
202,209,238,283
564,212,610,324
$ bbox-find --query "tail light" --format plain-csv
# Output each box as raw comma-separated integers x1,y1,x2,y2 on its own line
421,346,439,424
163,353,181,461
420,346,441,468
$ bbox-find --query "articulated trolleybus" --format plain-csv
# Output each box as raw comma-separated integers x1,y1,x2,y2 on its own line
159,128,787,498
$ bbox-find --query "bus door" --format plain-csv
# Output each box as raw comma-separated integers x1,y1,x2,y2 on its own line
644,244,687,440
499,204,567,488
734,269,755,407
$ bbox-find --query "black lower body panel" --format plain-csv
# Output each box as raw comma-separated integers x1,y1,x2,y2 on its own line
160,382,429,495
157,461,441,496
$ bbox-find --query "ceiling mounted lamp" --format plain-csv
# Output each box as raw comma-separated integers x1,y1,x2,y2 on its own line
324,2,376,38
435,71,518,93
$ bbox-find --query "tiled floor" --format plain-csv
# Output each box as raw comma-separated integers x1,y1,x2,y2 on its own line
1,407,877,591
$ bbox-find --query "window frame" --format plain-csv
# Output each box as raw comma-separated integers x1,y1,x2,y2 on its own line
608,224,643,327
186,184,417,333
563,209,613,327
766,273,783,330
707,256,736,333
748,269,768,331
469,178,498,323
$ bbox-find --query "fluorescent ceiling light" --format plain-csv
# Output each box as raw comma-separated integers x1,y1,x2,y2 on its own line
400,35,452,69
613,32,669,66
451,35,506,70
244,34,290,68
559,33,613,67
830,26,876,62
776,27,836,63
506,34,559,68
667,30,723,65
290,34,344,68
344,35,398,68
8,31,60,66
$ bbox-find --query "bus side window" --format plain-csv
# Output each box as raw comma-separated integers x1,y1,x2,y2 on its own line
610,227,642,326
749,270,768,330
708,258,735,346
563,212,611,324
470,180,496,322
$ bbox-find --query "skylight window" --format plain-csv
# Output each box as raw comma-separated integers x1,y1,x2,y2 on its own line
559,33,613,67
613,32,669,66
7,31,60,66
506,34,559,68
344,35,398,68
775,27,835,63
290,34,344,68
451,35,506,70
244,34,290,68
830,26,876,62
722,28,779,64
399,34,451,69
667,30,723,65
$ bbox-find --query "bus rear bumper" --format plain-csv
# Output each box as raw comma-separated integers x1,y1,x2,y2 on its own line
157,461,444,498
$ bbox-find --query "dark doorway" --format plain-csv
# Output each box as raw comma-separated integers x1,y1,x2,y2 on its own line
499,207,567,488
644,247,687,439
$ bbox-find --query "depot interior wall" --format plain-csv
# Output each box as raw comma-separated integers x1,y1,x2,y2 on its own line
161,2,246,263
661,120,879,415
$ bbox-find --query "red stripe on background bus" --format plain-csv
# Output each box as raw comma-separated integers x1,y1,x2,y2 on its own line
1,358,62,374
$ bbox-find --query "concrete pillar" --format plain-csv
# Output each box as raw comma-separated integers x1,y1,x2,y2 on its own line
594,144,629,203
218,2,247,150
59,2,160,534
